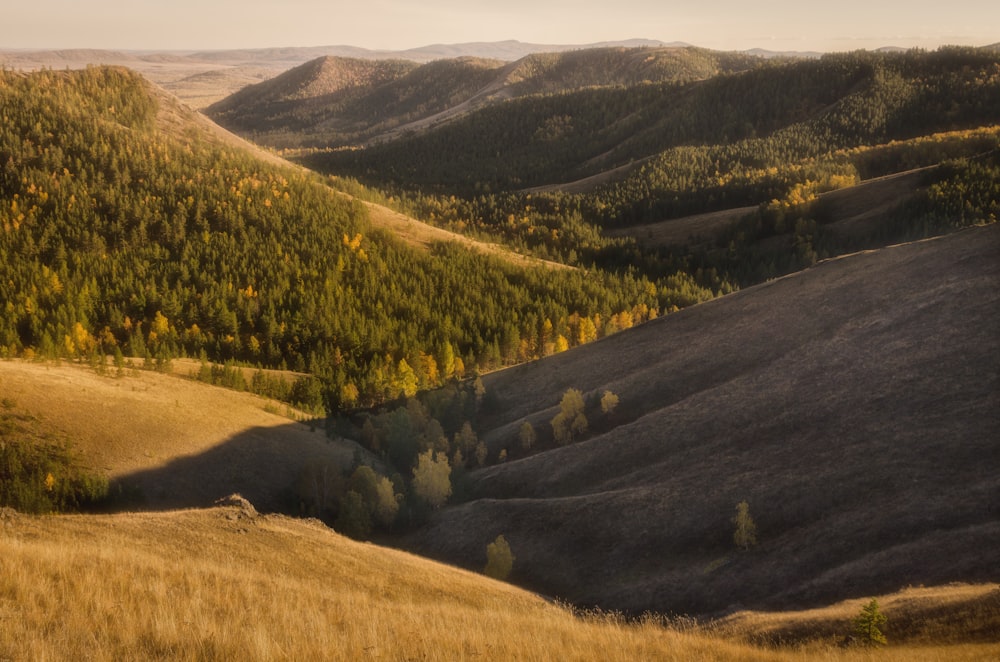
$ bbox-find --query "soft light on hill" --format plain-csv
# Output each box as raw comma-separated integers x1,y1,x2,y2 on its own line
1,506,996,660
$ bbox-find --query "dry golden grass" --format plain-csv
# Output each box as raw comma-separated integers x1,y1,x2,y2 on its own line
1,507,996,661
714,584,1000,647
0,360,361,511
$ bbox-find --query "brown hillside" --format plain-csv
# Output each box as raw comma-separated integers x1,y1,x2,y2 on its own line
0,361,364,511
402,224,1000,616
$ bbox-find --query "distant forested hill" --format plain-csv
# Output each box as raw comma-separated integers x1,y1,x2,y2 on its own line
307,47,1000,194
206,46,764,148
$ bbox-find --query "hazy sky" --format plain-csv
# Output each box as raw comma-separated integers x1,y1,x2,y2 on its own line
2,0,997,52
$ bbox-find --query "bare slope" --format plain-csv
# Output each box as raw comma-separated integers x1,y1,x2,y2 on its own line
0,361,361,511
403,224,1000,616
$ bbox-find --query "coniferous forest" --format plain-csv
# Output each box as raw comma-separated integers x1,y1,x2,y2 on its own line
0,67,708,412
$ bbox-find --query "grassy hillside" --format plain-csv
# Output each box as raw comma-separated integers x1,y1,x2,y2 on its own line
1,505,997,660
0,360,360,511
401,224,1000,616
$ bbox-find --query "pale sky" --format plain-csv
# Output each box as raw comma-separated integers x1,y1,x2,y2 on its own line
1,0,997,53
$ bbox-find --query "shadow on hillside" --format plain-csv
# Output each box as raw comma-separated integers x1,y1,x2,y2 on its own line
106,420,356,515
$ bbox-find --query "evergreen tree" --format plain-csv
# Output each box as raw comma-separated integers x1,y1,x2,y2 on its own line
853,598,888,646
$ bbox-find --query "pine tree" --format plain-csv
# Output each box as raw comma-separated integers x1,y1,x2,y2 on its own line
853,598,887,646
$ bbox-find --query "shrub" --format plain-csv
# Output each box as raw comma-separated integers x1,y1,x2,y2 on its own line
485,534,515,581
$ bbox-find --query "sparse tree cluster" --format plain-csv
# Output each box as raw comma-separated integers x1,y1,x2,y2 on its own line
551,388,588,445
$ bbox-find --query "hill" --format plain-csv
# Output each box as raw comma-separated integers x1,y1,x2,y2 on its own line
0,40,686,109
1,66,691,412
309,48,1000,195
401,224,1000,616
1,505,997,660
206,47,764,148
0,360,360,511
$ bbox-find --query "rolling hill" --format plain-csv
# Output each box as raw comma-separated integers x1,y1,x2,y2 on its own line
206,46,765,148
0,39,687,109
401,223,1000,616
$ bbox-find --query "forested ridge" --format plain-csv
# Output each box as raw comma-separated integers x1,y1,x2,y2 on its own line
207,46,765,149
1,67,713,412
293,47,999,288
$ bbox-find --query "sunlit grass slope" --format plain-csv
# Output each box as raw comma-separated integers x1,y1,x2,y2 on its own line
0,505,762,662
0,360,361,511
1,505,997,661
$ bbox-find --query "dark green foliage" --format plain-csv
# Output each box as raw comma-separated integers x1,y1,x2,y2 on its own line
334,490,371,539
853,598,888,646
0,405,108,514
0,67,685,411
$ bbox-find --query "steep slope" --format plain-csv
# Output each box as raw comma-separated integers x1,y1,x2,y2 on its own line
403,224,1000,616
1,66,672,410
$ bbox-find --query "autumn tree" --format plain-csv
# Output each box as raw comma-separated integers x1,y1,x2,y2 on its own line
373,475,400,527
732,500,758,550
412,449,452,508
600,390,619,415
551,388,587,445
484,534,514,581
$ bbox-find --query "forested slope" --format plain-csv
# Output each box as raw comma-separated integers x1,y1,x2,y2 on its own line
207,46,764,148
0,67,714,411
308,48,1000,195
